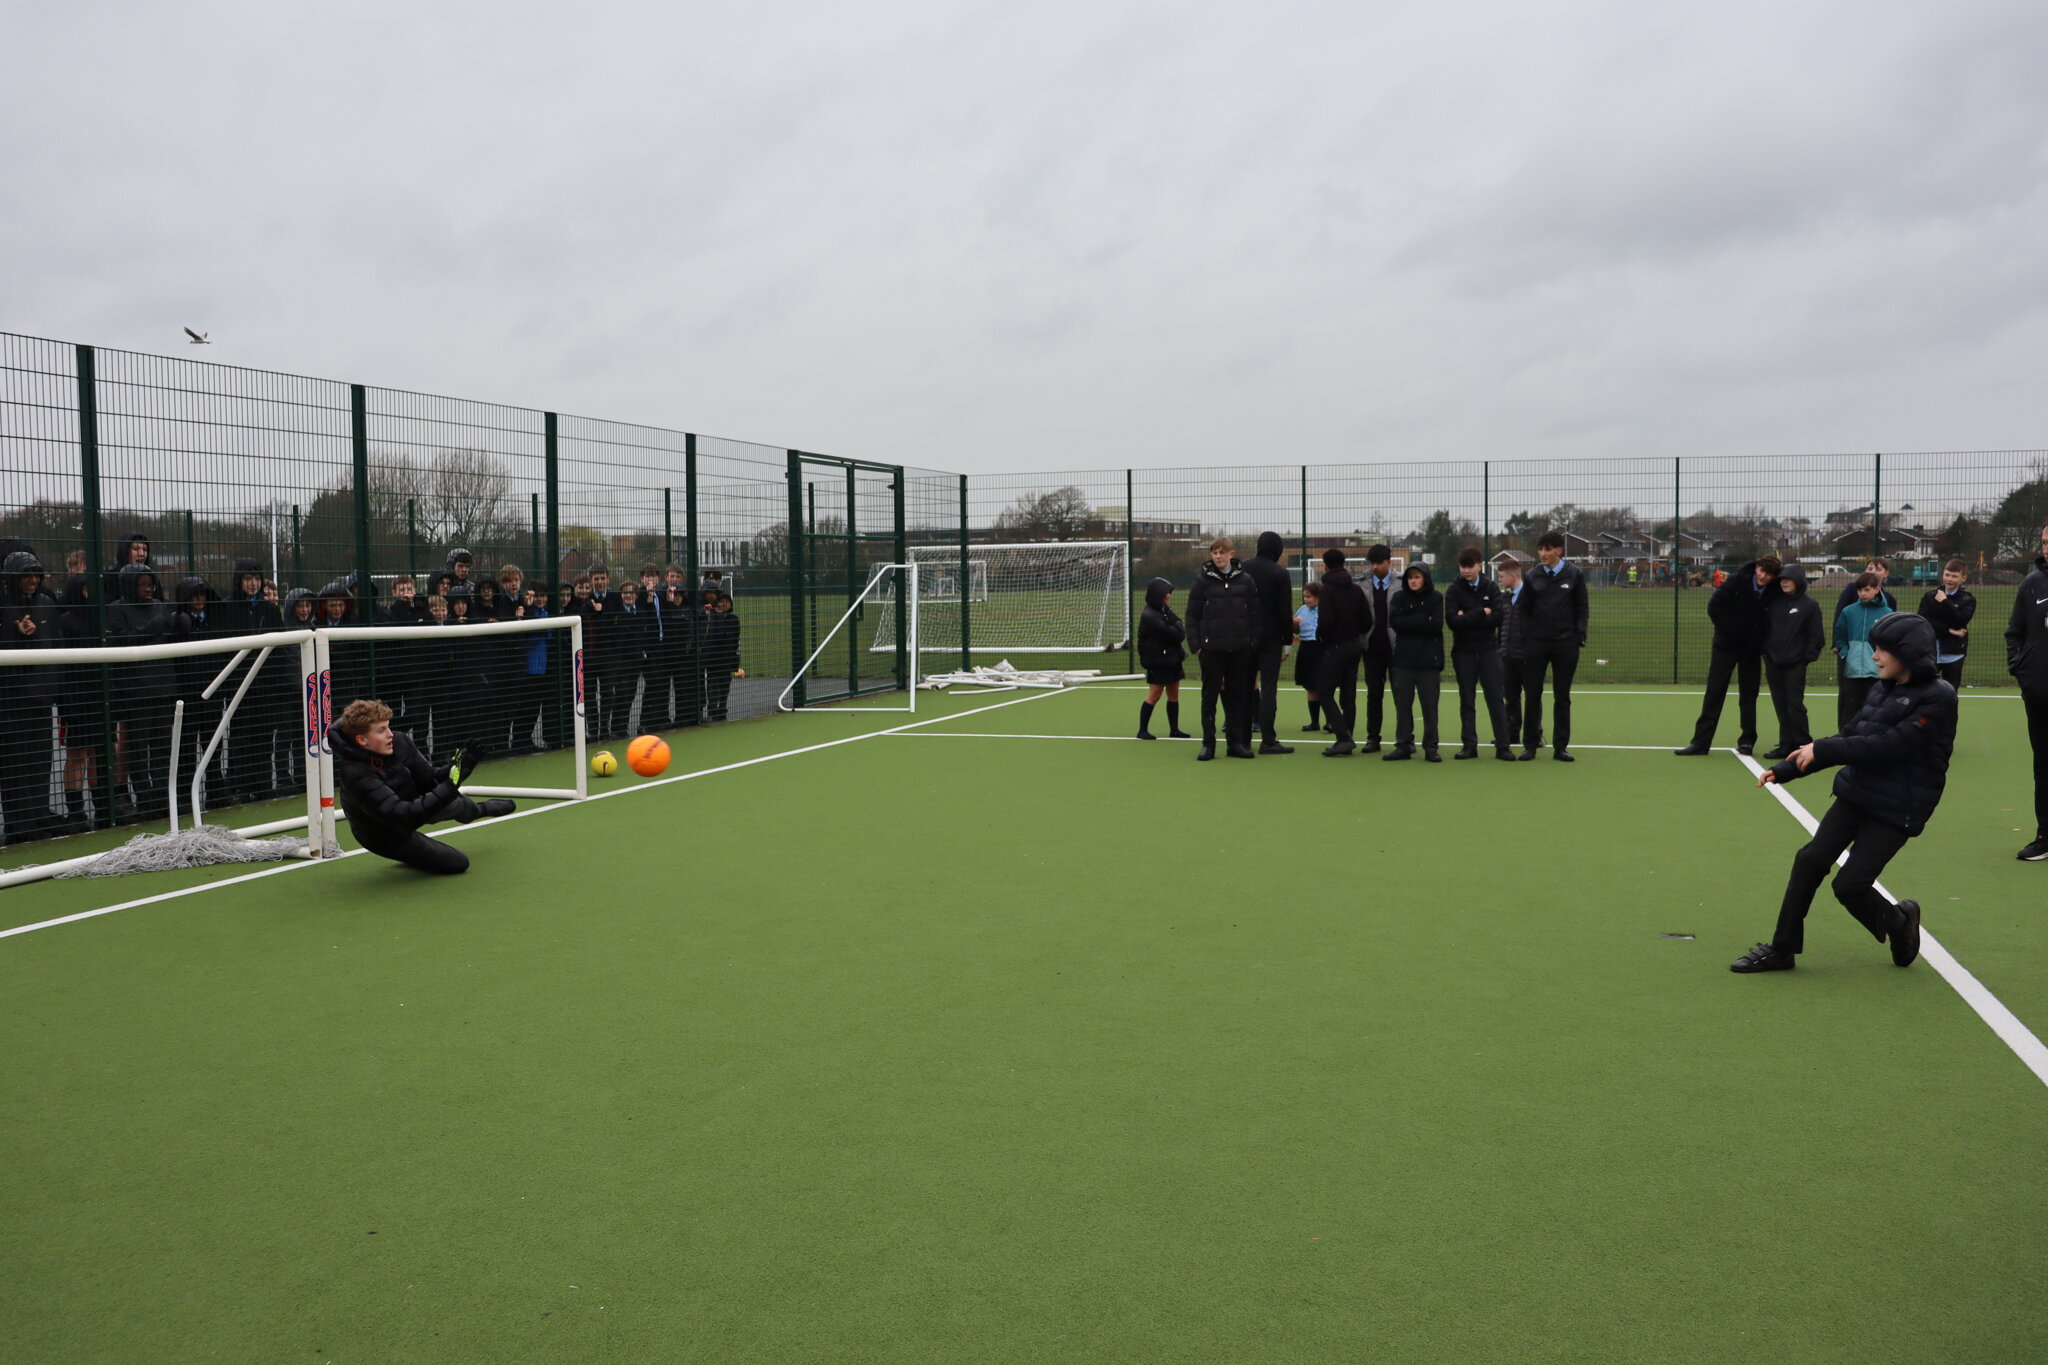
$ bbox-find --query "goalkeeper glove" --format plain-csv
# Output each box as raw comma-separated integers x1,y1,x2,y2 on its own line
447,745,486,788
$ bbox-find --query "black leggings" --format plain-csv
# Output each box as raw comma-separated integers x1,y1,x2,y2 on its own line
1771,798,1909,955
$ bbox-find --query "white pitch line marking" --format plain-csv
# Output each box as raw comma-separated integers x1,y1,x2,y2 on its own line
1734,750,2048,1090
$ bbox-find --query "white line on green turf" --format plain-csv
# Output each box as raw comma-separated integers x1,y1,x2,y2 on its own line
0,687,1081,942
892,734,1695,752
1086,685,2021,699
1734,750,2048,1091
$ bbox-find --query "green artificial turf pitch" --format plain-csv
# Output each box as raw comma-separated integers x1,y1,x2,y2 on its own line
3,684,2045,1362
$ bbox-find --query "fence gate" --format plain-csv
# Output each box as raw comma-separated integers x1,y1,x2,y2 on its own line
786,451,908,707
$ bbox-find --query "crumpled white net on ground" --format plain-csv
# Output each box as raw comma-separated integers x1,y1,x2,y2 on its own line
54,825,341,877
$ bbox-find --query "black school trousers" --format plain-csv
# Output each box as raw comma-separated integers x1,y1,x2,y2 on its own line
1521,641,1579,751
1689,647,1762,749
1318,636,1363,740
1252,641,1285,742
1198,648,1255,747
1362,651,1392,743
1765,661,1812,751
1452,647,1510,750
1391,666,1440,752
1771,797,1909,955
2026,690,2048,841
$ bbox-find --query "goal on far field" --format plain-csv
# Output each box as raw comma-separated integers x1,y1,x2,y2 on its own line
872,541,1130,658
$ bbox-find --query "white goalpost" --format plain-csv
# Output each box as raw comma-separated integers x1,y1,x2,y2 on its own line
871,541,1130,655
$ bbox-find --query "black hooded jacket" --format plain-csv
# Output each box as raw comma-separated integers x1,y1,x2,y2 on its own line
1240,532,1296,651
1138,577,1186,673
107,564,175,698
2006,555,2048,697
0,550,57,703
1770,613,1956,835
1917,582,1975,661
1444,573,1504,653
1185,558,1261,654
225,558,283,635
1388,575,1444,670
1706,560,1776,654
1317,567,1368,644
328,719,456,847
1763,564,1825,666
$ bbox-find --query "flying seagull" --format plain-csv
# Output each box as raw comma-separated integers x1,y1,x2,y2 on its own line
183,327,210,344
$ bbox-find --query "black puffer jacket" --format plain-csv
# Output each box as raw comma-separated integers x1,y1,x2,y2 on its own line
107,563,175,697
1706,560,1776,654
1763,564,1824,666
1388,576,1444,671
1772,613,1956,835
1519,561,1589,646
1241,533,1296,651
328,718,455,849
2007,556,2048,697
1185,558,1261,654
1137,577,1186,672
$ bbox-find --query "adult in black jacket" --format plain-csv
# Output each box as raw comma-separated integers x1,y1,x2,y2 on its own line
1316,550,1369,756
1517,533,1590,760
1678,556,1779,756
2005,528,2048,860
1136,577,1191,741
0,550,59,843
107,563,176,818
1385,565,1443,761
1184,538,1262,761
1733,613,1953,972
328,700,512,875
1445,549,1515,759
1917,560,1976,690
1241,531,1296,754
1357,547,1401,751
1761,563,1825,758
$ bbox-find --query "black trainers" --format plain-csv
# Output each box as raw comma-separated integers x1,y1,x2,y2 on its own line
1381,747,1412,762
2018,839,2048,861
1258,740,1295,755
1424,749,1442,763
479,798,517,819
1225,743,1257,759
1169,729,1192,738
1517,748,1538,761
1322,739,1356,757
1137,730,1156,741
1674,743,1712,756
1360,741,1382,754
1452,746,1479,760
1762,747,1790,760
1730,942,1794,973
1195,744,1216,761
1890,900,1921,967
1300,723,1321,733
1736,743,1755,756
1553,749,1575,762
1495,747,1518,761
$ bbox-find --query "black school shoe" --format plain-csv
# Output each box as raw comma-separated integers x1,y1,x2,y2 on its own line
1225,743,1257,759
1452,746,1479,760
1731,942,1795,973
1322,739,1356,756
1495,747,1518,760
1890,900,1922,967
1762,747,1790,760
1381,747,1413,762
1360,741,1382,754
1300,723,1322,733
1259,740,1295,755
1737,743,1755,756
1517,748,1538,761
1195,744,1216,761
1674,743,1712,756
1424,749,1442,763
1554,749,1575,762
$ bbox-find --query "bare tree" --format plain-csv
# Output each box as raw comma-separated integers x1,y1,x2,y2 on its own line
993,486,1093,540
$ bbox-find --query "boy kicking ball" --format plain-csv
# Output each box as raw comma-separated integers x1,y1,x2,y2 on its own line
1732,613,1956,973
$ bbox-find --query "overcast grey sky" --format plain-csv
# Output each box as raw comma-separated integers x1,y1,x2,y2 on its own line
3,0,2042,474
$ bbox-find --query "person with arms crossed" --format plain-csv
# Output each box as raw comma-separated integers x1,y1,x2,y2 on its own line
1444,547,1514,760
1184,537,1263,761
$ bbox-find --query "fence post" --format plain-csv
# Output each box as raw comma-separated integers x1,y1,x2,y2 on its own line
349,384,375,692
406,498,419,582
1872,452,1883,562
663,486,673,568
291,505,303,587
958,473,971,670
183,509,196,579
1299,465,1309,589
1482,461,1491,557
543,413,560,592
787,450,805,706
847,462,860,696
1671,457,1682,685
529,493,541,588
1125,467,1136,672
77,344,119,824
893,465,908,692
685,434,700,726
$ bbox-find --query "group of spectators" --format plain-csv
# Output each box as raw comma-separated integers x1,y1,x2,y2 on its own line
1139,530,1587,762
0,531,745,847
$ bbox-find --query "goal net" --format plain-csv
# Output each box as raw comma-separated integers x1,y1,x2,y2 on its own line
872,542,1128,655
781,562,918,713
0,616,588,885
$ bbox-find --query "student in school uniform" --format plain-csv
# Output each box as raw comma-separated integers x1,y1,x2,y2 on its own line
1761,563,1825,760
1917,560,1975,691
1385,563,1444,762
1443,548,1514,760
1136,576,1192,741
1834,571,1894,731
1292,582,1328,734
